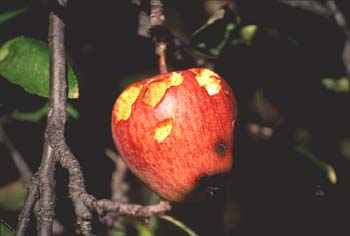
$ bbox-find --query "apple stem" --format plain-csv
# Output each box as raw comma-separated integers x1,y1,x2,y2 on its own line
158,42,168,74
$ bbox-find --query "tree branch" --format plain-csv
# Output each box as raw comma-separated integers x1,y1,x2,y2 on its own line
15,175,40,236
16,1,171,235
44,10,94,236
77,194,171,224
37,144,56,236
105,150,129,203
0,125,32,184
0,124,64,236
36,9,71,235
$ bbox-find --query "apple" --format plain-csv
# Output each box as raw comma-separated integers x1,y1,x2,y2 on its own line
111,68,237,202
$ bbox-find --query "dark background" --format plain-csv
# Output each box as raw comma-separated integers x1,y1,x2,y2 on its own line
1,0,350,235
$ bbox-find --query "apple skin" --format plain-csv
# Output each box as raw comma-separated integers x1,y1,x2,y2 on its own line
111,68,237,202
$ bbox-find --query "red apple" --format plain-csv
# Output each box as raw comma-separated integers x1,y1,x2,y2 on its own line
111,68,237,202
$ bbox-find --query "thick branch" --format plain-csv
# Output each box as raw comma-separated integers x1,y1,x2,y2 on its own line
50,136,93,235
35,10,70,236
45,11,93,236
37,144,56,236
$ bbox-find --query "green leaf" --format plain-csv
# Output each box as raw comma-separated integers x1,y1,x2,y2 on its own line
0,8,27,24
322,77,349,93
11,102,79,122
0,180,26,211
339,139,350,159
295,146,337,184
108,217,158,236
0,36,79,98
66,104,79,119
0,219,15,236
190,5,240,59
133,221,156,236
108,229,126,236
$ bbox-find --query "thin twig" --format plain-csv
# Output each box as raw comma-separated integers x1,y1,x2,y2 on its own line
150,0,168,74
91,199,171,218
343,39,350,78
278,0,333,17
150,0,165,31
105,149,129,203
325,1,350,78
15,175,40,236
0,125,32,184
325,1,349,37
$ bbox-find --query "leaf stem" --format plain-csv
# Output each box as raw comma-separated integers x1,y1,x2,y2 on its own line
160,215,198,236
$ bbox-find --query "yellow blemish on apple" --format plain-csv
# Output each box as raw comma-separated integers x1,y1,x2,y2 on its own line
190,68,221,95
154,118,173,143
114,84,143,123
143,72,183,107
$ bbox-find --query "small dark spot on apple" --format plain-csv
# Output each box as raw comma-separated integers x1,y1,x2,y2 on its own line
215,141,226,157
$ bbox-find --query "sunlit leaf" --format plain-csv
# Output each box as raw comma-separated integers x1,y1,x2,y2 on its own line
0,220,15,236
0,36,79,98
190,5,240,58
232,25,258,45
295,146,337,184
11,102,79,122
0,180,26,211
0,8,27,24
321,77,349,93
